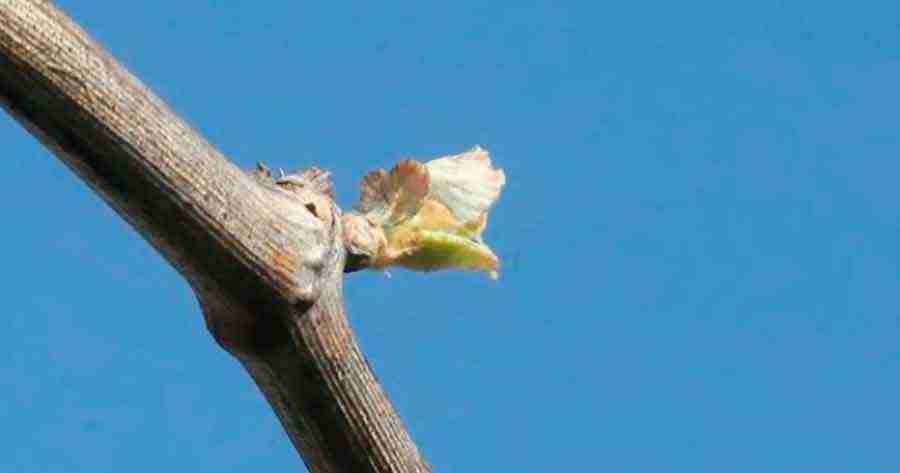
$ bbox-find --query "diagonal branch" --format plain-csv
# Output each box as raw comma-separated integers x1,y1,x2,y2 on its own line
0,1,430,472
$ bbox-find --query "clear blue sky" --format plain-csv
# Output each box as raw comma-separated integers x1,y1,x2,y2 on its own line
2,1,899,471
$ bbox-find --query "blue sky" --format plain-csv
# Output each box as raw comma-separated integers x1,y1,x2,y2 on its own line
3,1,900,471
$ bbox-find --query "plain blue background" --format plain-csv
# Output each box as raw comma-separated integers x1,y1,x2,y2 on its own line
2,1,899,471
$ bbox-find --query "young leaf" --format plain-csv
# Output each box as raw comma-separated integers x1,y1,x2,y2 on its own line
344,147,506,278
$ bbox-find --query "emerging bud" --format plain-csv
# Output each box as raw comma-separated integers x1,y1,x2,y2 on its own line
343,147,505,279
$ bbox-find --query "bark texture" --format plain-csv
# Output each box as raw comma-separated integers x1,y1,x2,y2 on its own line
0,1,430,472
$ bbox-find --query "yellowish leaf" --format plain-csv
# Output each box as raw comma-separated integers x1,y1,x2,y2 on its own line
344,147,505,278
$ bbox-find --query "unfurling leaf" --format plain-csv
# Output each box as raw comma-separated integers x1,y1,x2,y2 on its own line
343,147,506,278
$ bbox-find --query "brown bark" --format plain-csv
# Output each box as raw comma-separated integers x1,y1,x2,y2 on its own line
0,1,430,472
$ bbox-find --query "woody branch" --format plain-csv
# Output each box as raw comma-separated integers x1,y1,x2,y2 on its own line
0,1,430,472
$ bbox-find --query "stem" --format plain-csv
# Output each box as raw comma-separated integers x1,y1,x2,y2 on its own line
0,1,430,471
